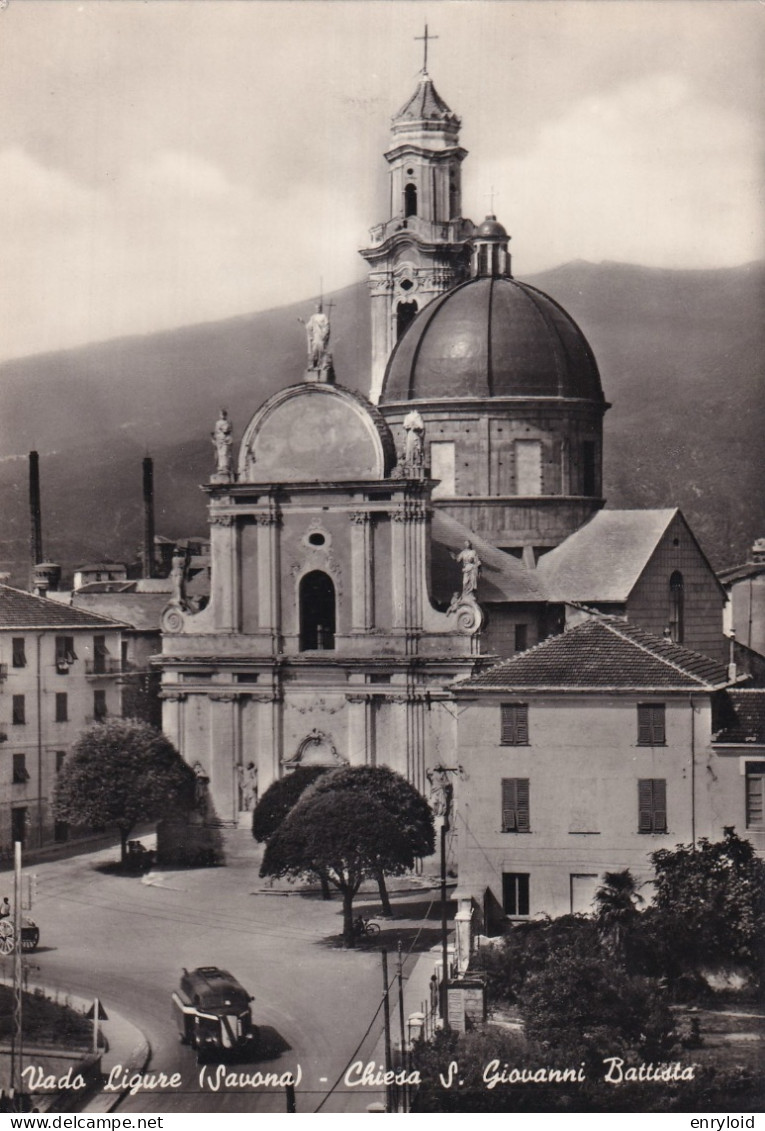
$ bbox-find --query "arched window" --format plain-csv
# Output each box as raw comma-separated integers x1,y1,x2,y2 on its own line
669,571,684,643
397,301,418,340
299,571,336,651
404,183,417,218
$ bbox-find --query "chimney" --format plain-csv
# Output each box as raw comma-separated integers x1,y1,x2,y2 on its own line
33,562,62,597
29,451,43,588
727,630,737,684
142,456,155,579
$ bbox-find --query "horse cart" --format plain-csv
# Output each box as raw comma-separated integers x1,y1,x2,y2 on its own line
0,916,40,955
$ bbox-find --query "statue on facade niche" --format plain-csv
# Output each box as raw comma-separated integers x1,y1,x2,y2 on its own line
169,546,187,607
453,540,482,595
237,762,258,811
211,408,233,479
299,303,331,369
403,409,425,466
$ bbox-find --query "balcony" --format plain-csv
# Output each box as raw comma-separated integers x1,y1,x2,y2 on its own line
84,658,122,677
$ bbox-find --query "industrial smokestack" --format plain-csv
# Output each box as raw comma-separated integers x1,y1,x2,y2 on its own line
29,451,43,584
142,456,155,579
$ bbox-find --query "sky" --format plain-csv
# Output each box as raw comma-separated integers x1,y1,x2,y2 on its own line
0,0,762,362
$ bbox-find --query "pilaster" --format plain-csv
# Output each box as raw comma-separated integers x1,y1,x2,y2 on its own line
349,511,374,630
256,508,281,644
209,693,239,824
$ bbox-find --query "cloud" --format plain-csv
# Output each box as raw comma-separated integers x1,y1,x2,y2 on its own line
0,145,365,361
469,72,765,272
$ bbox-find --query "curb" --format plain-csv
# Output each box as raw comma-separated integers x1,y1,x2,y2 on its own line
0,975,151,1114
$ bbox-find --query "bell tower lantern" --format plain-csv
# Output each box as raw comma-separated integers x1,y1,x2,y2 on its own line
360,31,474,404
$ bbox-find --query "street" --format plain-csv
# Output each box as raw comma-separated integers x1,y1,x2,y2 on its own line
3,830,428,1113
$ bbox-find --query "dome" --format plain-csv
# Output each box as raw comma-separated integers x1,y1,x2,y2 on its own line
381,276,604,403
474,215,507,239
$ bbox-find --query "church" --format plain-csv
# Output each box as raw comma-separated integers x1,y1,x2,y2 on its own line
158,63,728,836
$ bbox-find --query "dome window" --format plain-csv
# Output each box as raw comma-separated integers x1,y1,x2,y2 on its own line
582,441,596,496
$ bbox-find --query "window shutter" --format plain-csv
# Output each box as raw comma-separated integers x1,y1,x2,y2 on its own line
515,707,529,745
653,779,667,832
651,706,665,746
501,704,529,745
637,705,652,745
501,778,517,831
516,778,530,831
638,779,654,832
65,637,77,663
501,706,514,745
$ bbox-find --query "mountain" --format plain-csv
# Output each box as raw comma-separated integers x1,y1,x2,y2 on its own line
0,261,762,585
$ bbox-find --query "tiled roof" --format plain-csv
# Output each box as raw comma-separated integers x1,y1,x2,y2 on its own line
430,512,545,605
455,616,731,691
0,585,127,630
718,561,765,585
536,509,679,602
394,75,460,125
712,690,765,744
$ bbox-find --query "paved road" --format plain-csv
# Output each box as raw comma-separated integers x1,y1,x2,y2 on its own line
7,831,413,1113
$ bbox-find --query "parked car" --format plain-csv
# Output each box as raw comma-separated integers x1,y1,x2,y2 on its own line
172,966,257,1061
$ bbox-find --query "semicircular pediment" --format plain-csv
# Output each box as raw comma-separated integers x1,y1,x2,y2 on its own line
238,383,395,482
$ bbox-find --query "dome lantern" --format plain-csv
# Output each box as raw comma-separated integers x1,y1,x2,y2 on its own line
471,214,512,279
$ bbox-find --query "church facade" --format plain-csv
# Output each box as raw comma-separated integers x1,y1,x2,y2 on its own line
159,66,727,832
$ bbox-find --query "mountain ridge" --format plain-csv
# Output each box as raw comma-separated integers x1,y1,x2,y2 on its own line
0,260,762,583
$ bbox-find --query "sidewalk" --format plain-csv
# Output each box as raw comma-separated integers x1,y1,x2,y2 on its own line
81,1008,150,1113
0,977,149,1114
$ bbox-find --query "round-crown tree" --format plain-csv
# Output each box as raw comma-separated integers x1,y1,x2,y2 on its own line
304,764,436,915
53,719,196,866
260,765,435,945
251,766,329,843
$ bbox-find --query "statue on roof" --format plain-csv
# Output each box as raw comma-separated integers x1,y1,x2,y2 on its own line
403,409,425,468
169,546,187,608
211,408,234,481
454,540,481,595
300,302,331,370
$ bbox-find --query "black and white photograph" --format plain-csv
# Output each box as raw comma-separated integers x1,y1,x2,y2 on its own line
0,0,763,1119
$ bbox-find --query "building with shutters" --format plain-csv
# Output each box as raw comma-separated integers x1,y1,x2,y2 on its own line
450,616,743,924
0,585,126,850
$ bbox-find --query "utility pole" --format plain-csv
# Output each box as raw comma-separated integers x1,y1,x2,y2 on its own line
429,764,464,1030
381,950,393,1112
12,842,24,1102
440,813,450,1029
397,938,407,1113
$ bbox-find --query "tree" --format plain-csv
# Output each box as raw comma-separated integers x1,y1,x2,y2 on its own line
260,766,435,945
300,764,435,915
650,830,765,974
251,767,329,843
252,767,331,898
595,869,642,961
519,948,675,1067
53,719,196,866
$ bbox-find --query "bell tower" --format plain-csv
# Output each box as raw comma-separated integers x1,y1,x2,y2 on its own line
360,29,474,404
